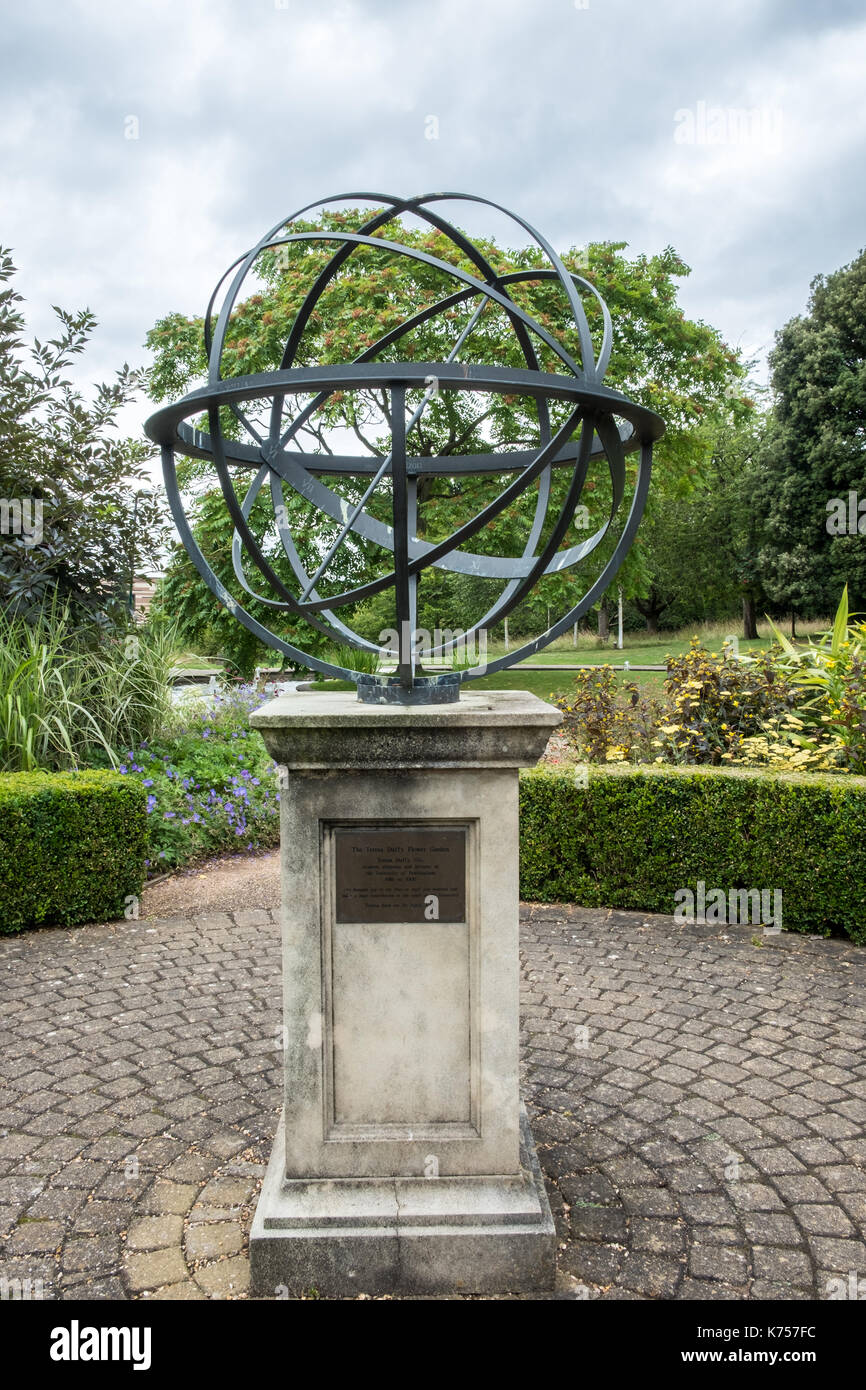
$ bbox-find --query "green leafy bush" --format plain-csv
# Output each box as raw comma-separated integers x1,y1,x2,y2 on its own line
552,665,661,763
658,640,795,764
759,587,866,773
0,771,147,933
519,764,866,943
119,682,281,870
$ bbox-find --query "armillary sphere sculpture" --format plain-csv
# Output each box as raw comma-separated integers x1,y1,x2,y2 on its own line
145,191,665,703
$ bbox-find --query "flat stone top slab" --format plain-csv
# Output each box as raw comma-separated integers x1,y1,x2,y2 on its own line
250,688,561,732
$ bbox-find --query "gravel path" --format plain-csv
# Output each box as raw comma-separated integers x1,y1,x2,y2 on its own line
142,851,280,920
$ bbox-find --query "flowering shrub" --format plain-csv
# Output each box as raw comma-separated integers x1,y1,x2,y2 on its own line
553,665,661,764
655,641,796,765
551,599,864,776
115,682,281,871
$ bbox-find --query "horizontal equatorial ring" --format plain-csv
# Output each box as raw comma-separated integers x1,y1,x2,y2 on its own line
144,361,665,460
172,425,632,479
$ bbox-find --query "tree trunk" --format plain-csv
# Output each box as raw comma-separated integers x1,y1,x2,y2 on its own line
742,593,758,640
791,611,797,639
598,596,610,641
633,587,667,635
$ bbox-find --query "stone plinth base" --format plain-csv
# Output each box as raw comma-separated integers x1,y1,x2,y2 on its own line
250,1107,555,1297
248,690,560,1298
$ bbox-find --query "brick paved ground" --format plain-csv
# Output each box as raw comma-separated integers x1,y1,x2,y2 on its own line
0,904,863,1300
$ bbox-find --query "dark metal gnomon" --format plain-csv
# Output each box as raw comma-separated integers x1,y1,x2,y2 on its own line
145,191,664,702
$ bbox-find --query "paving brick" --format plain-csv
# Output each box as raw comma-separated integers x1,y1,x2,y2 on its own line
728,1183,785,1212
6,1220,64,1254
194,1255,250,1298
617,1252,681,1297
793,1203,854,1237
140,1180,199,1216
751,1246,813,1284
689,1244,749,1282
740,1212,802,1245
61,1235,122,1272
124,1248,188,1291
2,899,864,1302
630,1219,686,1255
126,1215,185,1250
184,1220,244,1262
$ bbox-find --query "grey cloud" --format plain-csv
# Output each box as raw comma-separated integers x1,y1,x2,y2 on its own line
0,0,863,442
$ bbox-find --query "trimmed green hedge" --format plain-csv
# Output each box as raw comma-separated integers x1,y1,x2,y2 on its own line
519,764,866,944
0,771,147,934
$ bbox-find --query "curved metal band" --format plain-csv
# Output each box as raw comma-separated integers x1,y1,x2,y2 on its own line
147,192,664,693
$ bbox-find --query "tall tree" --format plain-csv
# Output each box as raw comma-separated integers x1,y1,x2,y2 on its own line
0,249,168,623
146,210,743,659
700,405,774,639
758,248,866,617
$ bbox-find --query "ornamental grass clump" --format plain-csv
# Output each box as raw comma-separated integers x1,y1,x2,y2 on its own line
0,602,180,772
745,587,866,774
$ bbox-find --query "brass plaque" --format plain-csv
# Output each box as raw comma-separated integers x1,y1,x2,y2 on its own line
334,826,466,923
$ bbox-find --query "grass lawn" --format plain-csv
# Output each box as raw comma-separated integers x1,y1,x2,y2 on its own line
305,671,584,700
486,624,824,669
305,669,668,700
172,652,226,672
186,616,830,703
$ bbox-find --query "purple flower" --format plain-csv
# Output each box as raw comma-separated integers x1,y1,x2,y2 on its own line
142,778,153,787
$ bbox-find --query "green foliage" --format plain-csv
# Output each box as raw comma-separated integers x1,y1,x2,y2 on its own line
551,602,865,772
628,487,731,634
146,212,743,666
151,485,352,678
659,639,795,764
121,683,280,869
0,603,181,771
519,764,866,943
758,587,866,772
758,247,866,615
0,248,169,623
553,665,660,763
0,770,146,933
632,407,773,638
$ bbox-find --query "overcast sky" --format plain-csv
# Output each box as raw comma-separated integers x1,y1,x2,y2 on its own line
2,0,865,445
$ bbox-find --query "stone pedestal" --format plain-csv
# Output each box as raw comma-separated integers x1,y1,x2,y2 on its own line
248,689,560,1297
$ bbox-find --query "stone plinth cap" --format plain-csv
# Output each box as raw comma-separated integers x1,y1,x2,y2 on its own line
250,689,561,770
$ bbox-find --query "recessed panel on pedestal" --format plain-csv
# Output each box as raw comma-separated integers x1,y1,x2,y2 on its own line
324,821,476,1134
